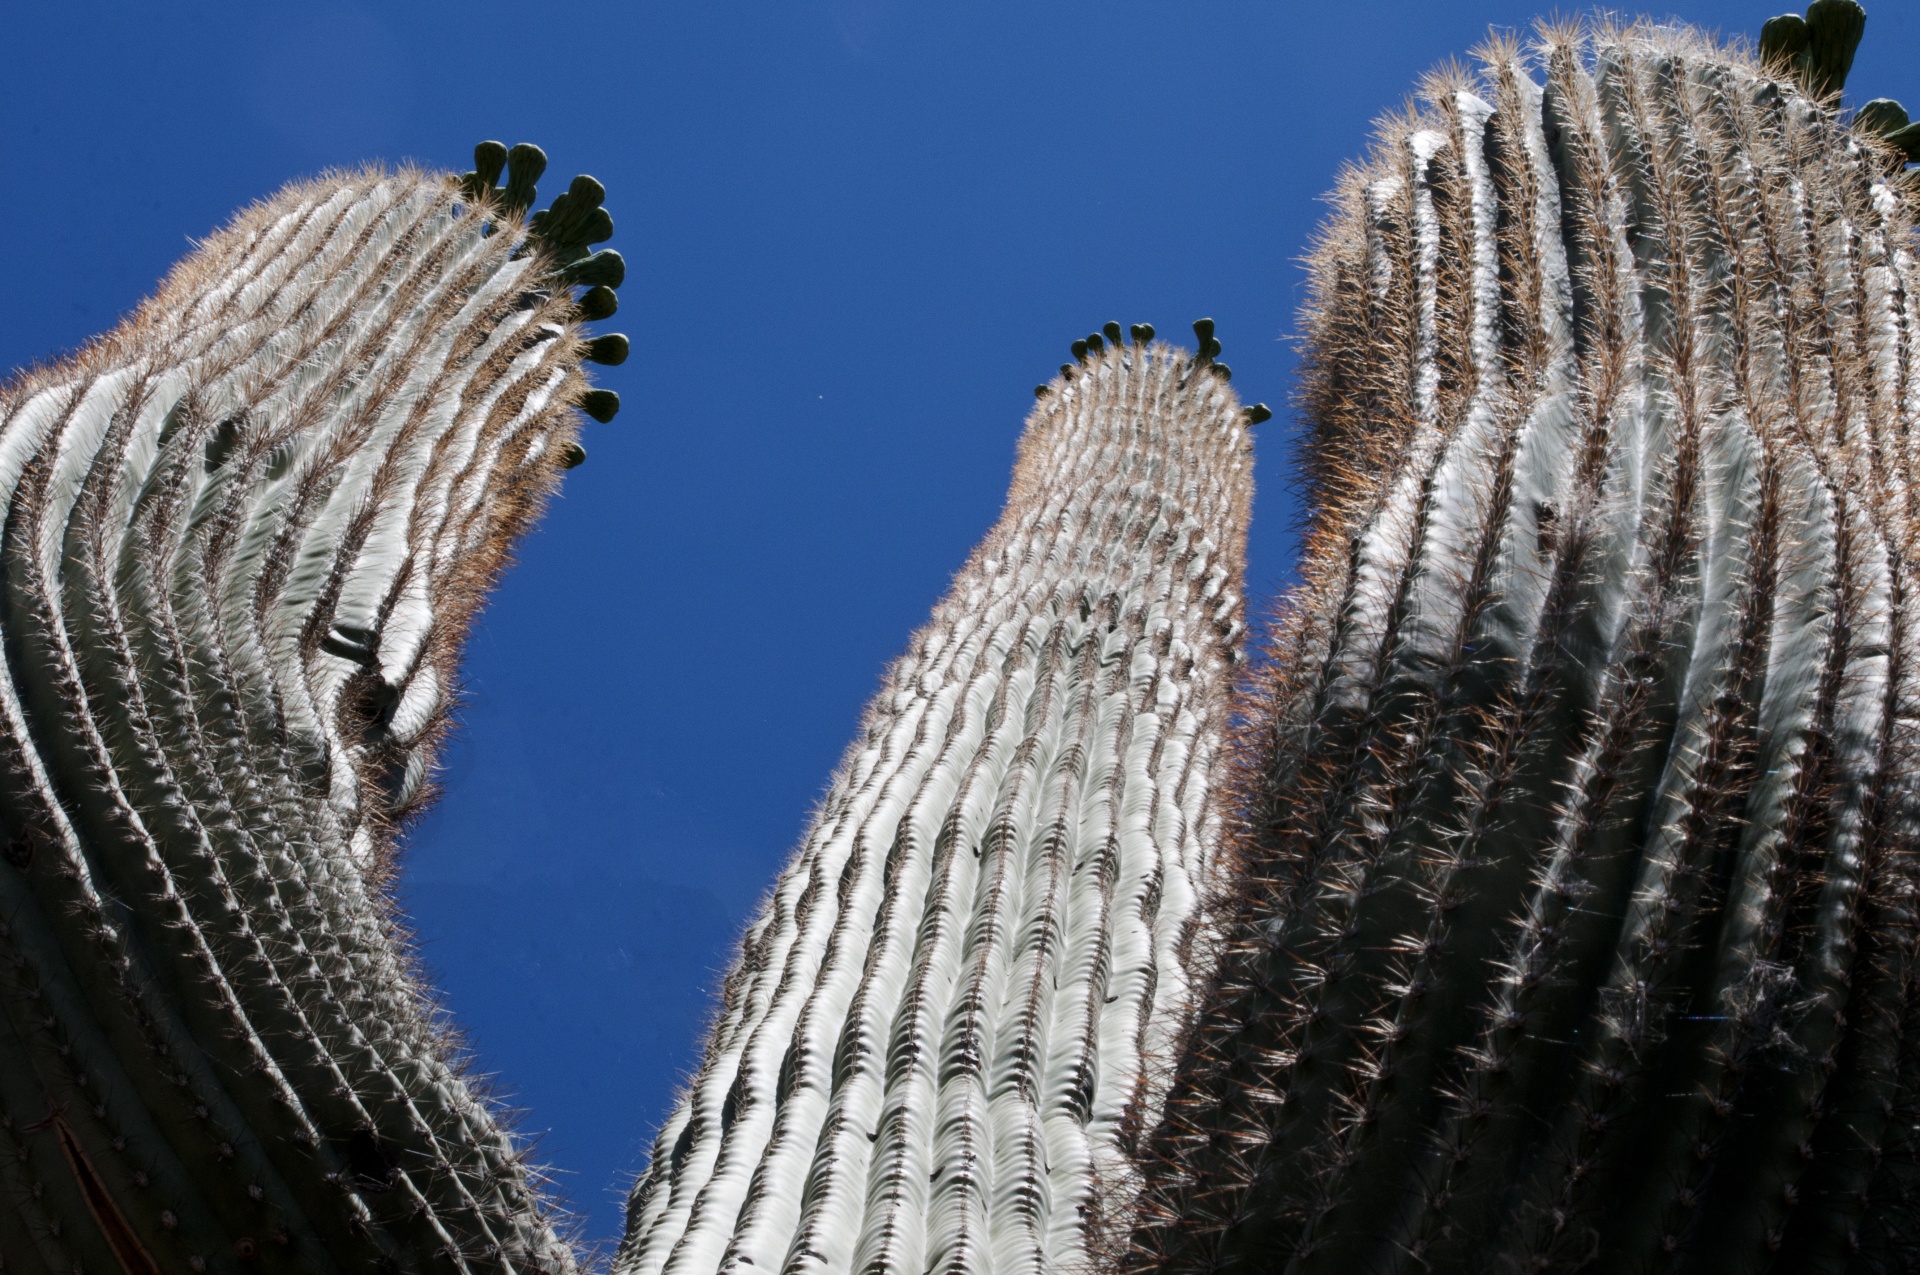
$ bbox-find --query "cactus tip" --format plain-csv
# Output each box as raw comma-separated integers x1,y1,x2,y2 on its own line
585,334,629,366
1245,403,1272,425
1857,98,1910,135
576,285,619,322
1759,13,1808,68
1103,321,1124,346
506,142,548,181
1130,323,1155,345
1071,339,1090,363
556,248,626,290
1856,98,1920,163
473,140,508,186
1034,385,1049,399
1764,0,1866,97
1805,0,1866,96
568,174,607,208
560,441,587,469
578,389,620,423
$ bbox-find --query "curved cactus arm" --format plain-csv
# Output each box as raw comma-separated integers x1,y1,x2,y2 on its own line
0,149,621,1274
617,330,1256,1275
1122,19,1920,1275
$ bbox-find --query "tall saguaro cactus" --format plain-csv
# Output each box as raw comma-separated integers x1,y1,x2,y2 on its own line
1124,18,1920,1274
0,149,621,1274
619,331,1256,1275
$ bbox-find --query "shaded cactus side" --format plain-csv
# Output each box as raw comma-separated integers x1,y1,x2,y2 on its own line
618,331,1258,1275
1122,19,1920,1275
0,149,622,1274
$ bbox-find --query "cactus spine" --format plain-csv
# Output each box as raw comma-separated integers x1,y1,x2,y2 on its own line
617,332,1255,1275
1122,18,1920,1274
0,147,621,1273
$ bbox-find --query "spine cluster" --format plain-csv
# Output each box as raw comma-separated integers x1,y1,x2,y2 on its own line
0,154,619,1273
618,333,1255,1275
1123,21,1920,1275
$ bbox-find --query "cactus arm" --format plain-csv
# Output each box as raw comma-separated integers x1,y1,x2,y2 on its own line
30,196,522,1267
0,153,622,1271
1122,19,1920,1274
617,334,1253,1275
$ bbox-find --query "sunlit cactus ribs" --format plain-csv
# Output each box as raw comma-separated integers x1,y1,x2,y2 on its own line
0,143,623,1274
1121,14,1920,1275
619,326,1259,1275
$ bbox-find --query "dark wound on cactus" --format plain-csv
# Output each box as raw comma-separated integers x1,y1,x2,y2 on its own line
0,150,616,1271
1118,18,1920,1275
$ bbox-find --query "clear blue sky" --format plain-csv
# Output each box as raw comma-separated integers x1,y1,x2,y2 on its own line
3,0,1912,1255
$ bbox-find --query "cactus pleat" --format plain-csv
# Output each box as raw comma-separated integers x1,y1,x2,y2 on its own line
617,337,1254,1275
1123,21,1920,1275
0,157,617,1272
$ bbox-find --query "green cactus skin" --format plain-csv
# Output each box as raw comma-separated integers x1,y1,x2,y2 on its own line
0,154,619,1273
1121,20,1920,1275
617,331,1255,1275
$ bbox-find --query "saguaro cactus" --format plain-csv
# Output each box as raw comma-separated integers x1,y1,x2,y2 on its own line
0,146,621,1273
1123,17,1920,1275
618,329,1257,1275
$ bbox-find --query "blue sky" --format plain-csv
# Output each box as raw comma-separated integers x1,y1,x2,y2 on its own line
3,0,1913,1254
